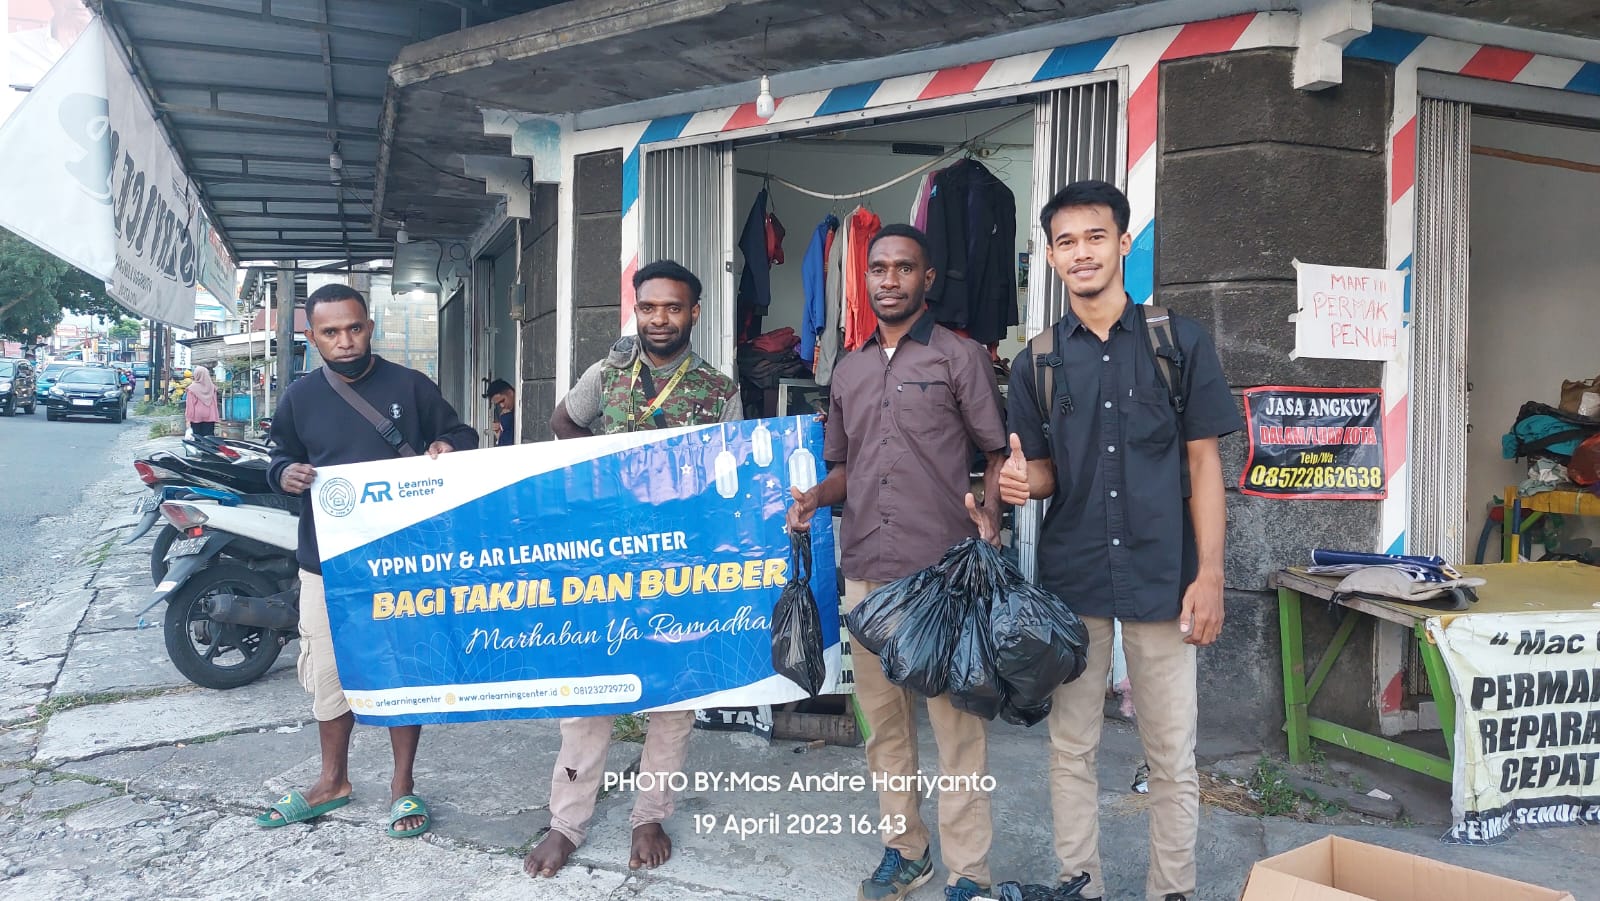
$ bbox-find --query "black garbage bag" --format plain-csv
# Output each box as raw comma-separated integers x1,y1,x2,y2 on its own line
991,882,1061,901
771,531,826,696
998,694,1052,727
844,569,958,696
946,590,1003,720
989,554,1088,710
842,567,936,658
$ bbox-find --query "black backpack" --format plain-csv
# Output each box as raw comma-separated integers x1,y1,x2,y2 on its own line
1029,305,1190,495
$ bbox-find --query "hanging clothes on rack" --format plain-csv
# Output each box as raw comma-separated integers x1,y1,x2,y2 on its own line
736,187,778,344
799,214,838,365
842,205,882,352
924,158,1017,345
814,213,848,386
908,167,944,232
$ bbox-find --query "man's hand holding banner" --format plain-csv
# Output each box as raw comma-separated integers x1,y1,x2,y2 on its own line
311,416,841,726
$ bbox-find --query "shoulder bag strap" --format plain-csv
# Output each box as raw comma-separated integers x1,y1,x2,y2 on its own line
322,367,417,457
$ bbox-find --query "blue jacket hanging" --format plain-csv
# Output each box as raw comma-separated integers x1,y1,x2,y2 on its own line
800,215,838,363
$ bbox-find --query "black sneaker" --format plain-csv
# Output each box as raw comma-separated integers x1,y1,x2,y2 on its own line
945,877,989,901
1057,872,1103,901
860,847,934,900
1162,895,1188,901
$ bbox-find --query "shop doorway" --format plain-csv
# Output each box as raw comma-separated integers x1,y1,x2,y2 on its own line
1462,112,1600,562
638,77,1122,576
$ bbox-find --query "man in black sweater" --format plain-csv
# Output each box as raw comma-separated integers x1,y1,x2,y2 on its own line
260,283,477,837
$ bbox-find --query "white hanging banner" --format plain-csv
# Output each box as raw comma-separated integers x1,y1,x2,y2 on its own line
102,22,198,328
0,16,201,328
0,17,115,282
1290,260,1403,361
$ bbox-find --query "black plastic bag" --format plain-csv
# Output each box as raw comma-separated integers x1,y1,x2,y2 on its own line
946,590,1003,720
845,538,1087,718
842,567,937,658
844,569,956,696
771,531,826,696
988,552,1088,711
997,694,1052,727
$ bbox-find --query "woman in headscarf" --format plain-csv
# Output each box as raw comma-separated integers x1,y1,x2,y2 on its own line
185,365,221,438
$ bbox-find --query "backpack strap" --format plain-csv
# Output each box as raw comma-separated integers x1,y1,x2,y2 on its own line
1141,305,1185,414
1139,305,1191,497
1029,321,1070,437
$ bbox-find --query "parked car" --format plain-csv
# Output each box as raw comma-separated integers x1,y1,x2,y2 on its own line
34,361,77,404
44,366,128,423
132,361,151,378
0,358,37,416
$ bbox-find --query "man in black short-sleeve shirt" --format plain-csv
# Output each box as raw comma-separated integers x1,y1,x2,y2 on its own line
998,181,1240,901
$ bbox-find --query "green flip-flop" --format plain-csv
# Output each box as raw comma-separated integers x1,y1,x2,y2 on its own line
386,794,431,838
254,789,351,828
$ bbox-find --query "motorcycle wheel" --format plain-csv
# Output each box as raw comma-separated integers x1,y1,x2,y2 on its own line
149,524,180,585
163,564,288,690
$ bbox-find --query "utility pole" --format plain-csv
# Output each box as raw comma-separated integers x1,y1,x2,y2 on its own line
275,260,296,398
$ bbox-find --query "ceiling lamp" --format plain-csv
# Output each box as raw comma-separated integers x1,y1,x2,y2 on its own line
395,220,410,245
756,75,776,119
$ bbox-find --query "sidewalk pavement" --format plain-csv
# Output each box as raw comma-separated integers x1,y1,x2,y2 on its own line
0,432,1592,900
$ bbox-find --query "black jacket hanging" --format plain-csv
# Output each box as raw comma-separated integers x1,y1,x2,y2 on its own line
737,187,773,311
924,159,1018,345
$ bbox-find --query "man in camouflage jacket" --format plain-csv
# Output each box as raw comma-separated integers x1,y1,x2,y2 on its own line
531,260,739,879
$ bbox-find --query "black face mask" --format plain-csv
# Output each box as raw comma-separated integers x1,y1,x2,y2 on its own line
325,351,372,379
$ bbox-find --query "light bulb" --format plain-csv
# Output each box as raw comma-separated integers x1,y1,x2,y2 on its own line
751,422,774,467
329,149,343,171
787,446,817,493
755,75,776,119
714,449,740,498
395,221,409,245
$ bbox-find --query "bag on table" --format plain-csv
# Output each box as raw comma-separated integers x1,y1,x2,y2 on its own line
771,531,826,696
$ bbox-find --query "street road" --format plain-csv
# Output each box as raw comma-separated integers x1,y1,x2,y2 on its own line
0,401,140,611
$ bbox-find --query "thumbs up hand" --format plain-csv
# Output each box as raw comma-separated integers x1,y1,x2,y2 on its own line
997,433,1032,506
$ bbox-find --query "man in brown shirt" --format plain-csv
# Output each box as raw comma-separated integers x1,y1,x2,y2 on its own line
788,224,1008,901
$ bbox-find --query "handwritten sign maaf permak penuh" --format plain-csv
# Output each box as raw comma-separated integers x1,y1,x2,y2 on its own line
1291,261,1404,362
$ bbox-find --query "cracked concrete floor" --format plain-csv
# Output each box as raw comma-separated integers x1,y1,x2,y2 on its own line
0,428,1593,900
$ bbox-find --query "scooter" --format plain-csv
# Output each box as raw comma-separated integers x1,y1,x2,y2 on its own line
135,498,300,690
128,456,291,584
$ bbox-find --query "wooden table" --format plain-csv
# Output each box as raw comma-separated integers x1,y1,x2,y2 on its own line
1270,561,1600,782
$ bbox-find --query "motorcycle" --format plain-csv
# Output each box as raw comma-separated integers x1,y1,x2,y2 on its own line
136,497,300,690
128,454,287,584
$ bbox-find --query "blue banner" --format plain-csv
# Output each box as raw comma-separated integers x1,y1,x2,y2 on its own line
311,416,840,726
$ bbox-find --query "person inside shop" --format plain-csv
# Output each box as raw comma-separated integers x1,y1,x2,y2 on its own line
185,365,221,438
484,377,516,446
531,260,741,877
261,284,477,839
997,180,1241,901
787,225,1008,901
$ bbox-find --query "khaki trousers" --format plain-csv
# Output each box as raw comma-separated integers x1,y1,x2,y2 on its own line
295,570,351,721
845,579,992,887
1048,616,1198,901
546,709,697,847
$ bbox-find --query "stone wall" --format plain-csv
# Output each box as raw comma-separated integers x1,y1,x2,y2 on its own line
1156,48,1392,744
518,183,559,442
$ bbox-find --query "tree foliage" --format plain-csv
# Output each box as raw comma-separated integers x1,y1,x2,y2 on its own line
0,226,124,342
109,317,143,341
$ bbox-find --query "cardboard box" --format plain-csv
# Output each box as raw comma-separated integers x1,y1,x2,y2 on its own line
1239,836,1575,901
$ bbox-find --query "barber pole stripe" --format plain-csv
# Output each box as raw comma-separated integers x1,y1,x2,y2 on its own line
616,13,1280,324
1345,29,1599,558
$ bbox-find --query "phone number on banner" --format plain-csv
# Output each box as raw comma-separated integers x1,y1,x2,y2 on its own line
1244,465,1384,491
